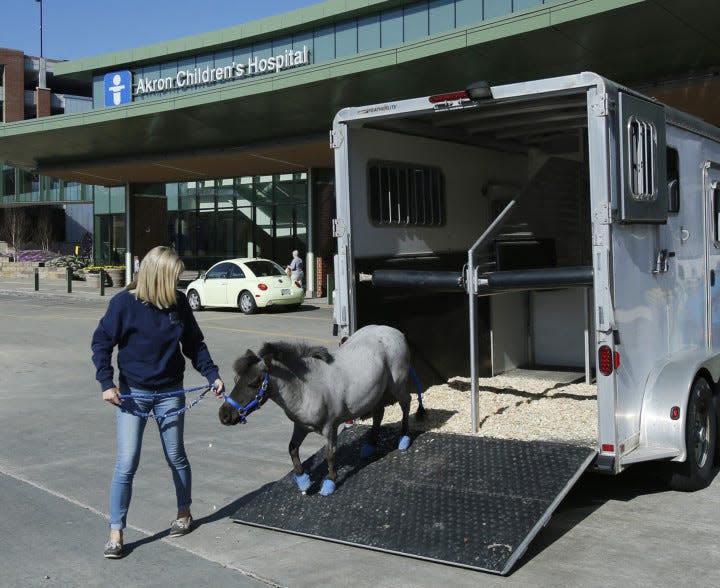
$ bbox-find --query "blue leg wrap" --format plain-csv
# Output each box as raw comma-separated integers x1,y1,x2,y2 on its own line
319,478,336,496
293,473,311,493
398,435,411,450
360,443,376,458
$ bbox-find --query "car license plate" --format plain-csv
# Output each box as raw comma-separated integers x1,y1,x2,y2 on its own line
281,289,291,296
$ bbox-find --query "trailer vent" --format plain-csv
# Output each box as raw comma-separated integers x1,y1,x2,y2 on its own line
368,161,445,226
627,117,658,201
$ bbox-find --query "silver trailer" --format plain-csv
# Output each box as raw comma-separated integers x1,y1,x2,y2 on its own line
331,72,720,501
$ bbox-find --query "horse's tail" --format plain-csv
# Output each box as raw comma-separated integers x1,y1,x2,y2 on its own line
409,366,426,420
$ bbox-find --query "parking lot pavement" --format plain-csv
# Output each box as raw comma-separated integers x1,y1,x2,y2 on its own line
1,285,720,587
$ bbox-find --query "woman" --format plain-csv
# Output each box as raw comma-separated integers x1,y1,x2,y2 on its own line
91,246,224,559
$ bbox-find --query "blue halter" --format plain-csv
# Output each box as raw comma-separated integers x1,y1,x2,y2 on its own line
222,371,269,423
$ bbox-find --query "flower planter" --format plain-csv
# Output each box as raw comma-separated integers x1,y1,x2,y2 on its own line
104,268,125,287
85,272,102,288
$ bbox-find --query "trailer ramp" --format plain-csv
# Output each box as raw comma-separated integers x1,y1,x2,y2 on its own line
232,426,595,574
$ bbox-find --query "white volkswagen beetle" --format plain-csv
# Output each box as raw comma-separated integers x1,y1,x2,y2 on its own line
185,258,305,314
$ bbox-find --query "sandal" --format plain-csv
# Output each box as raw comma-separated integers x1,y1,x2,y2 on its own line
169,516,193,537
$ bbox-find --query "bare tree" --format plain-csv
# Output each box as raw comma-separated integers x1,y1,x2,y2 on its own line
36,209,53,251
2,207,30,252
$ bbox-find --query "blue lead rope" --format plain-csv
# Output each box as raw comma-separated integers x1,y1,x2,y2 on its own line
118,384,211,422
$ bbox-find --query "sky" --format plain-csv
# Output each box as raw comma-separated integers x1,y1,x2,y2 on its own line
1,0,320,61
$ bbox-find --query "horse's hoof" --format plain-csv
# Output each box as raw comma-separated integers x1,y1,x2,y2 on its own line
293,473,311,493
398,435,411,450
360,443,376,458
320,479,336,496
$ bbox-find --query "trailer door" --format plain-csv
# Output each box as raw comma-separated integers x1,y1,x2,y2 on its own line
705,163,720,348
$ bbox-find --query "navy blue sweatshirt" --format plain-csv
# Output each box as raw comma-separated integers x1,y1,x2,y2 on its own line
91,289,220,392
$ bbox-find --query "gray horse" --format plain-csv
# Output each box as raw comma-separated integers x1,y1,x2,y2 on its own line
218,325,424,496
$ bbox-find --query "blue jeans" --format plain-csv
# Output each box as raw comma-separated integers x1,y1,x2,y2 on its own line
109,385,191,531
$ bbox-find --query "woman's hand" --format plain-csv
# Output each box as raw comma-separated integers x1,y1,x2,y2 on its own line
212,378,225,398
102,387,121,405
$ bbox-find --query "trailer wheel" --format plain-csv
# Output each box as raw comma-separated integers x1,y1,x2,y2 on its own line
668,377,716,491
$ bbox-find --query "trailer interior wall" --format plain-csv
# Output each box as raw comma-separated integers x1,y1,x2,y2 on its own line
347,123,593,383
348,128,528,258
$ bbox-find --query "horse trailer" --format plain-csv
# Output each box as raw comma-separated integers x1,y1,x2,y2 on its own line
327,72,720,571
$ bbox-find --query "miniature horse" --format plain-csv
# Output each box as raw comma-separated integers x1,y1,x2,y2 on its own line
218,325,424,496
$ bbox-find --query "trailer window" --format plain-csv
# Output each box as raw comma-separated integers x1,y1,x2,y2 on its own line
368,161,445,226
627,117,658,201
667,147,679,213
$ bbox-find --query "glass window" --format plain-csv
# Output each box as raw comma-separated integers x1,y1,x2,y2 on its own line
429,0,455,34
253,40,272,61
195,53,214,71
228,263,246,278
358,14,381,52
404,3,429,42
214,50,233,68
273,36,293,57
293,31,314,60
198,180,215,211
234,45,253,70
94,186,110,214
255,176,274,205
110,186,126,213
381,9,404,47
64,180,84,202
207,262,232,279
93,76,104,108
245,259,285,277
254,203,274,259
179,182,197,210
217,178,235,210
335,20,357,58
2,165,16,197
236,177,254,207
167,183,179,211
235,206,253,257
176,57,196,94
483,0,511,20
513,0,544,11
313,25,335,63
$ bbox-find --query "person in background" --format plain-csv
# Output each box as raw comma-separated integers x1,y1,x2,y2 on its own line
133,255,141,280
286,249,304,288
91,245,224,559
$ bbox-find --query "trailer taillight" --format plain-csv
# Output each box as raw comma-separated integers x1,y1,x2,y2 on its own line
670,406,680,420
614,351,620,369
429,91,469,103
601,444,615,453
598,345,613,376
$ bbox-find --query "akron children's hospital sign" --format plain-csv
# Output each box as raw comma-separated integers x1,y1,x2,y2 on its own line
104,46,310,107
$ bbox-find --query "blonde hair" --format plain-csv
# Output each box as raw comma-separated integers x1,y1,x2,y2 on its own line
129,246,184,309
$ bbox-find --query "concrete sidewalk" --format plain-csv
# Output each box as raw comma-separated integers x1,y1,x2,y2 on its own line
0,276,332,307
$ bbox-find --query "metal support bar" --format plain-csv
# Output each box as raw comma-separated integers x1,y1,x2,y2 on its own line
371,269,464,291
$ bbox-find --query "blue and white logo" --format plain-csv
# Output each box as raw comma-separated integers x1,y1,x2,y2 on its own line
104,71,132,107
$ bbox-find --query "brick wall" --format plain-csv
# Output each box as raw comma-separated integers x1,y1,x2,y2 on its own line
0,48,25,122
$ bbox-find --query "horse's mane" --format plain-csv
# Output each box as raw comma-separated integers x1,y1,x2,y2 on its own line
259,341,333,369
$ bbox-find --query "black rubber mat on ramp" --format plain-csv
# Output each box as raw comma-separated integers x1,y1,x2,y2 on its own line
232,426,596,575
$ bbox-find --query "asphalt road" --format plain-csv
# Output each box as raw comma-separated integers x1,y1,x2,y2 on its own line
1,288,719,587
